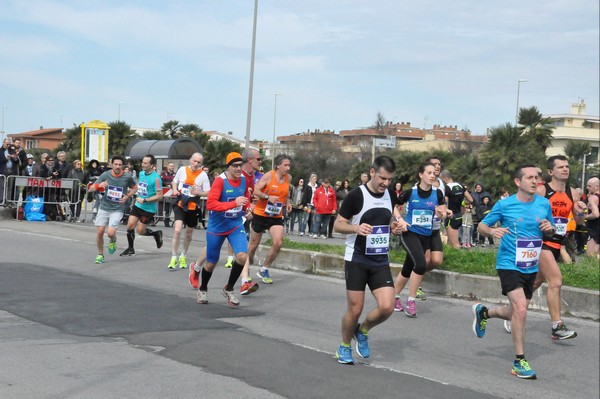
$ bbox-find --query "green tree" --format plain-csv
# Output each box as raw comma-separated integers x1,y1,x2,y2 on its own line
161,120,182,139
108,120,137,157
57,125,82,161
202,139,243,174
180,123,202,137
564,140,592,187
142,130,168,140
518,106,555,153
478,123,545,194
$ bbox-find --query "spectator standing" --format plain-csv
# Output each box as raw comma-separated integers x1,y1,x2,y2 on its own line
288,178,305,234
475,194,495,246
56,151,71,178
470,183,492,245
312,178,337,239
160,162,176,227
87,159,103,222
13,139,27,176
32,153,48,177
301,173,319,235
461,201,474,248
67,160,89,222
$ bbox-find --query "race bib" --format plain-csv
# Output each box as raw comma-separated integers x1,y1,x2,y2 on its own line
225,197,243,219
106,185,124,202
411,210,433,228
265,202,283,216
432,215,441,230
515,238,542,268
180,183,194,197
137,182,148,197
553,217,568,236
366,225,390,255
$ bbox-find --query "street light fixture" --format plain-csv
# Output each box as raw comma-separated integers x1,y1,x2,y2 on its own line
515,79,527,125
272,93,282,169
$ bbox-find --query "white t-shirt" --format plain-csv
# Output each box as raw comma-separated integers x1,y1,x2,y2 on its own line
173,167,211,196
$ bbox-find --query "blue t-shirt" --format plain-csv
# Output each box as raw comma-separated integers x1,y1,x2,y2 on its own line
134,170,162,213
207,173,247,235
481,194,554,273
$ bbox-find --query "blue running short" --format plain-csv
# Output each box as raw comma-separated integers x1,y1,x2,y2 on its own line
206,226,248,264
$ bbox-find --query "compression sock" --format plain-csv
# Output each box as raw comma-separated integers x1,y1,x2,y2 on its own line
126,229,135,248
225,261,244,291
199,268,213,291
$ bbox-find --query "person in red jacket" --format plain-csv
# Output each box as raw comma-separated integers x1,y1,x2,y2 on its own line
312,178,337,239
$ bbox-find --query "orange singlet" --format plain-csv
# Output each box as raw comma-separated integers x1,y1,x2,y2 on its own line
543,183,574,250
253,172,290,219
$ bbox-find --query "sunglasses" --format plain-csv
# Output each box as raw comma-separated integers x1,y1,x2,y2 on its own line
231,163,243,168
255,157,262,161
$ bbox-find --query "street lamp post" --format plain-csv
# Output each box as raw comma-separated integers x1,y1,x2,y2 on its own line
1,105,7,141
271,93,282,170
245,0,259,148
582,152,591,186
515,79,527,125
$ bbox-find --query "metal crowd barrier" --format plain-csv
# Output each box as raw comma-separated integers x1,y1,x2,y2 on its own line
0,174,6,206
4,175,82,221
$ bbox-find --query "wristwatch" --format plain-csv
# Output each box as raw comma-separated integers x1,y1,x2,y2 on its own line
143,198,147,203
263,194,268,200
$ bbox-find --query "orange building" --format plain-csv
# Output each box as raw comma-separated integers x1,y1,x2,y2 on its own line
8,128,65,151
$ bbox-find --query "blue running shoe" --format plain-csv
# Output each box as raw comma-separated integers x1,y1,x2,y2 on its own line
511,359,537,379
353,325,370,359
257,268,273,284
472,303,487,338
335,345,354,365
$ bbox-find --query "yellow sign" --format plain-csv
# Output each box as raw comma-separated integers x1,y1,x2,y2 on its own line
80,120,110,165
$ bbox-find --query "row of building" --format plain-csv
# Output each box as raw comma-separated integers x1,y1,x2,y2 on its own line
6,101,599,165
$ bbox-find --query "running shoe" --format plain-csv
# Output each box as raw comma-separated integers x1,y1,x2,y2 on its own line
189,262,199,289
257,269,273,284
108,240,117,255
511,359,537,379
504,320,512,334
416,287,427,300
154,230,163,249
405,299,417,318
120,248,135,257
240,281,259,295
394,297,404,312
95,254,105,264
551,323,577,340
167,257,177,270
197,290,208,304
222,286,240,306
224,258,233,269
472,303,487,338
178,254,187,269
353,325,370,359
335,345,355,365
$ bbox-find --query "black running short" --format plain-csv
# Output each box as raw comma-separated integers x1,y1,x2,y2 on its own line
345,260,394,292
497,269,537,299
251,213,284,233
445,214,462,230
130,205,155,225
541,244,561,261
173,205,199,228
429,229,443,252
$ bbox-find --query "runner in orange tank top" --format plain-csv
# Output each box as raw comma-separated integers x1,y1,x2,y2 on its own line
245,154,292,284
517,155,586,340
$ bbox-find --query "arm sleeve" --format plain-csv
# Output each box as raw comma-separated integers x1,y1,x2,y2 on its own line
338,189,363,220
397,188,412,205
206,178,238,212
437,189,445,205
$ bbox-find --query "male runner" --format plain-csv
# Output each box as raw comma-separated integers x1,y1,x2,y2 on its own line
472,164,555,379
584,177,599,257
88,155,137,264
168,153,210,270
440,169,473,249
190,153,250,306
333,155,402,364
246,154,292,284
504,155,585,338
120,155,163,256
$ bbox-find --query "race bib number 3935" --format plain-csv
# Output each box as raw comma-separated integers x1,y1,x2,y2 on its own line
366,225,390,255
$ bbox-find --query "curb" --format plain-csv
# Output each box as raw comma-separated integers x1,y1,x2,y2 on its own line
255,245,600,321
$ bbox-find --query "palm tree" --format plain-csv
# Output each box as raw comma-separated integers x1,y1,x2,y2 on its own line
518,106,555,153
478,123,545,192
161,120,182,139
108,121,137,156
564,140,592,186
202,139,243,173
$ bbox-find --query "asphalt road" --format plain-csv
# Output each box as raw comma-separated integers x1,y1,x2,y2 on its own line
1,219,598,399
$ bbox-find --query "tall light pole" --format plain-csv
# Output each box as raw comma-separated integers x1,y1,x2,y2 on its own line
271,93,282,169
1,105,6,141
245,0,259,148
582,152,591,186
118,102,124,121
515,79,527,125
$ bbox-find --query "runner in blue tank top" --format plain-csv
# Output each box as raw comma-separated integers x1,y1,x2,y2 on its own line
471,164,555,380
189,152,250,307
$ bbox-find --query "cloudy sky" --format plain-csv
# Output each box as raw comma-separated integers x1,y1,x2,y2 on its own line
1,0,598,142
